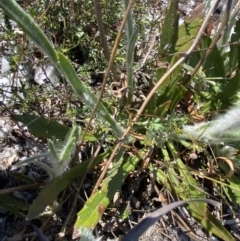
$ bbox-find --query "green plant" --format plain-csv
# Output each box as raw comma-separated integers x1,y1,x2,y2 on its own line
1,0,240,240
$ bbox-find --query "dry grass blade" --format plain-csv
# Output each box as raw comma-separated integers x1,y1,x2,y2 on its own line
93,0,119,81
80,0,135,142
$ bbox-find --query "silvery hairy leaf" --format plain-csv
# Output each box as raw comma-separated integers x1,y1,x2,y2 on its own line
182,102,240,144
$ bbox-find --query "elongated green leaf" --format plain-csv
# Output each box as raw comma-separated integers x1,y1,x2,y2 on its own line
73,148,124,230
126,29,138,103
159,0,179,61
27,152,109,220
11,114,70,139
124,0,138,104
13,173,36,184
165,143,234,241
201,36,225,78
156,84,186,113
203,212,235,241
124,0,135,41
169,2,203,82
73,153,140,239
11,114,97,141
176,3,203,53
229,19,240,76
166,142,205,217
171,157,206,220
153,100,171,116
219,161,240,206
0,194,29,218
218,2,239,49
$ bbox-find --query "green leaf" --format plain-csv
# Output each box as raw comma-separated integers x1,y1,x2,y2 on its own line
11,114,70,139
124,0,138,104
219,161,240,206
156,84,186,113
218,3,239,50
159,0,179,61
126,29,138,103
82,132,98,142
26,152,109,220
13,173,36,184
153,101,172,117
73,153,140,237
203,212,235,241
228,19,240,75
11,114,98,141
0,194,29,218
176,4,203,53
200,36,225,78
171,156,206,220
222,177,240,206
